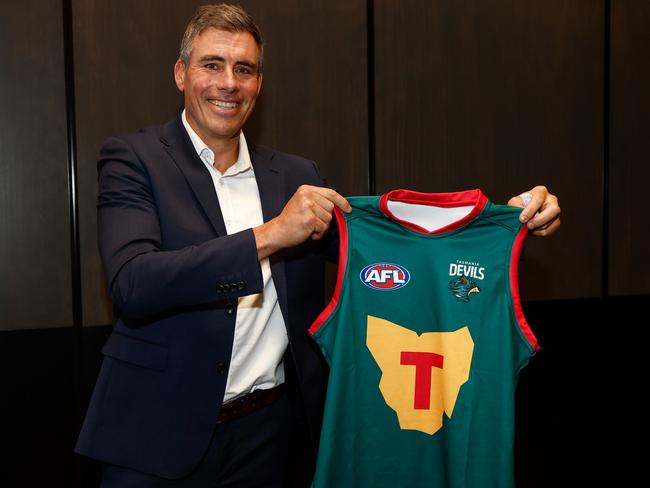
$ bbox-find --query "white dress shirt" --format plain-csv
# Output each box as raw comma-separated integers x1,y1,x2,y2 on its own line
182,111,288,402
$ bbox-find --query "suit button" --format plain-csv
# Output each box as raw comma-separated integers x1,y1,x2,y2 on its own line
229,283,238,292
216,284,223,293
225,305,234,315
237,281,245,291
216,362,228,375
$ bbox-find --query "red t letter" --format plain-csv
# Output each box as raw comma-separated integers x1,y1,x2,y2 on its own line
400,351,444,409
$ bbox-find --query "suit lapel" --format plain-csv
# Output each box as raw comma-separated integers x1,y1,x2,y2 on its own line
160,119,291,324
250,144,285,223
160,116,228,236
250,144,290,325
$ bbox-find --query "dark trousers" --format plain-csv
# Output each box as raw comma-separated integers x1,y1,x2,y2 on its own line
100,393,292,487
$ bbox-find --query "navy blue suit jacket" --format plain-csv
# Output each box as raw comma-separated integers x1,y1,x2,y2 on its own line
75,115,331,478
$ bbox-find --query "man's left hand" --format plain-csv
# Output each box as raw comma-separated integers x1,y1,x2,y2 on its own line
508,185,561,237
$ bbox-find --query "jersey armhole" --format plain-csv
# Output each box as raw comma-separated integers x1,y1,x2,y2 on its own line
510,225,540,352
309,207,349,336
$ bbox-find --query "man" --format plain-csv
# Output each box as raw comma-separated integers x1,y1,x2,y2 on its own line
76,4,561,487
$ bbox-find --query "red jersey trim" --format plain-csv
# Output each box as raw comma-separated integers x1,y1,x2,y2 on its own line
309,207,348,336
510,225,539,351
379,189,488,234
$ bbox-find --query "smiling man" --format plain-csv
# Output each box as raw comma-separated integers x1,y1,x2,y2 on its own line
75,4,560,488
75,5,350,487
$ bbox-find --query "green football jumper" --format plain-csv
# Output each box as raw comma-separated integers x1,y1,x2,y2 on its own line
309,189,538,488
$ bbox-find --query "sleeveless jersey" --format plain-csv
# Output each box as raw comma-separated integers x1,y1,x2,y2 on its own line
309,189,538,488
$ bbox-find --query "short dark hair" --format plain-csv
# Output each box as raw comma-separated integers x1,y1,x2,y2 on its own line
179,4,264,70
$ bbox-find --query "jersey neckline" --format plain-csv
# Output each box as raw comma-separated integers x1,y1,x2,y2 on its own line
379,189,488,235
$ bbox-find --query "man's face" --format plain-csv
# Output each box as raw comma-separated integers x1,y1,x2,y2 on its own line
174,28,262,146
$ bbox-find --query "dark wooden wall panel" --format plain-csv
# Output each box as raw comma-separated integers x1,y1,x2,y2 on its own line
0,1,72,330
610,1,650,296
73,0,367,326
373,0,603,301
241,0,368,196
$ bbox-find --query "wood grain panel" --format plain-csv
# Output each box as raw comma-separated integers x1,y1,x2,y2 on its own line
0,1,72,330
374,0,603,300
240,0,368,195
73,0,367,325
609,1,650,295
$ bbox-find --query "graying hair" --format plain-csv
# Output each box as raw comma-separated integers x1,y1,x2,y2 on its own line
179,4,264,71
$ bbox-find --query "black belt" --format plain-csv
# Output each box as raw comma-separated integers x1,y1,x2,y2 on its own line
217,384,285,423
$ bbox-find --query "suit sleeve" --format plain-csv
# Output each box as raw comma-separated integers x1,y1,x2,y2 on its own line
97,136,264,321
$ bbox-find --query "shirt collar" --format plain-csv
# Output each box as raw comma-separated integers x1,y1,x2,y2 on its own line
181,109,252,176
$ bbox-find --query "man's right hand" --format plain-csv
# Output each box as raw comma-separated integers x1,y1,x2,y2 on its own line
253,185,351,260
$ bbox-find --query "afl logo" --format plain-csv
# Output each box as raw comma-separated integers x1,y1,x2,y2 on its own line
360,263,411,291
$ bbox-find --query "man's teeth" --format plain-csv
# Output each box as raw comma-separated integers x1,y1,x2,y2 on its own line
209,100,237,109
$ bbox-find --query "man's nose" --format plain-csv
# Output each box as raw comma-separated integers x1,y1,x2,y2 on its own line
215,68,236,91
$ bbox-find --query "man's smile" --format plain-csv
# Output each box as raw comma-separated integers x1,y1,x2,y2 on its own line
208,99,239,109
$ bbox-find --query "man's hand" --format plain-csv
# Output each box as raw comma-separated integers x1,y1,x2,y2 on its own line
508,185,561,237
254,185,351,259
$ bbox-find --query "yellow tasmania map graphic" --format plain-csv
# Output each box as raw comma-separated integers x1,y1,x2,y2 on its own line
366,316,474,435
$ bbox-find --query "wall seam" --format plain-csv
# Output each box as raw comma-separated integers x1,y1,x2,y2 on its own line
367,0,376,195
602,0,610,299
61,1,84,485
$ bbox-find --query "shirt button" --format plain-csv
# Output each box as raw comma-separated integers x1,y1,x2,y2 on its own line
216,362,228,375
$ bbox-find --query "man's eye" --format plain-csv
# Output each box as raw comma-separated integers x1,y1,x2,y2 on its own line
235,66,253,76
205,63,219,70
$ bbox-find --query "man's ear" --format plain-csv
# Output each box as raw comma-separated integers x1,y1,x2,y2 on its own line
174,59,186,91
256,73,263,96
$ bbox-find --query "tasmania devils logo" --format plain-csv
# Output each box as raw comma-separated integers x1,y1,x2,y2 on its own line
360,263,411,290
448,275,480,302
